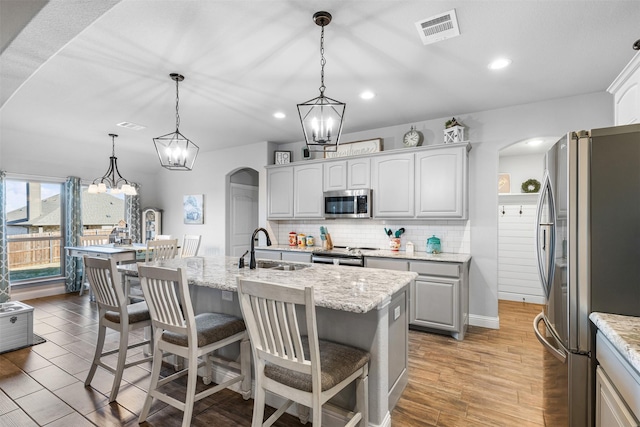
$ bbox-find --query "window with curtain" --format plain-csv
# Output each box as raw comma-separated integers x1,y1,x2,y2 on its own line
80,185,126,237
4,180,128,285
6,179,64,282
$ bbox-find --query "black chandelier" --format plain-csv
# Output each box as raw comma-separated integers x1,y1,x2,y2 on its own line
297,11,346,153
153,73,200,171
88,134,137,195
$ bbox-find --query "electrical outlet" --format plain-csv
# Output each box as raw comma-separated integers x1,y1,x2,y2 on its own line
222,291,233,302
394,306,401,320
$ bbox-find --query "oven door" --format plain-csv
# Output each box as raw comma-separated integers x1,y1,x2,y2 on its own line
311,254,364,267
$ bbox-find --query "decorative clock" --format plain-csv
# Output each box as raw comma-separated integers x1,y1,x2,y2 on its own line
403,126,423,147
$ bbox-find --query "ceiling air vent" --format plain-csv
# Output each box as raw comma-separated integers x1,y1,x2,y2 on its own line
116,121,146,131
415,9,460,45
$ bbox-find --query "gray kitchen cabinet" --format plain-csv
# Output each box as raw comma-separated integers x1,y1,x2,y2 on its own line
415,145,468,219
595,332,640,427
371,153,415,218
293,163,324,218
364,257,409,271
254,249,281,260
323,158,371,191
281,251,312,263
388,287,408,409
409,260,469,340
364,256,468,340
267,167,294,219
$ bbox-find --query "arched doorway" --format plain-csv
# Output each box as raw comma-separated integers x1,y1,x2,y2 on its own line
226,168,259,256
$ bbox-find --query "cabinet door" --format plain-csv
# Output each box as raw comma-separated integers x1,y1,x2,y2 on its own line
372,154,414,218
415,146,467,218
267,167,294,219
348,158,371,189
596,367,640,427
411,277,459,331
323,160,347,191
282,252,312,263
254,250,281,261
294,164,324,218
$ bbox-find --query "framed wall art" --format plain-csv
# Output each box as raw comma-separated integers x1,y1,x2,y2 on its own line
183,194,204,224
498,173,511,194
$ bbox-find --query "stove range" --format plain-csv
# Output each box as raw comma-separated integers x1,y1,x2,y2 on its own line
311,246,377,267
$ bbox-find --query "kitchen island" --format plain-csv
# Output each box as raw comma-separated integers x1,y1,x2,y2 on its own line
133,256,417,427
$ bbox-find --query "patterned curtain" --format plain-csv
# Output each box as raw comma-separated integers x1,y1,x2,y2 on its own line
126,184,142,243
64,176,82,292
0,171,10,303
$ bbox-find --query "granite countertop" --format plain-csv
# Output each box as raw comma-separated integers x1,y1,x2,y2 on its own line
129,256,417,314
257,244,471,263
590,312,640,374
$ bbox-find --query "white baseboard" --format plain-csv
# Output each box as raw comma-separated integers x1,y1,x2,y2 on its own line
498,292,545,305
11,282,67,301
469,313,500,329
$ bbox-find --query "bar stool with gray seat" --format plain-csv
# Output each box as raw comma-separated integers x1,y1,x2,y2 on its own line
83,256,152,403
78,234,109,296
237,277,370,427
138,265,251,427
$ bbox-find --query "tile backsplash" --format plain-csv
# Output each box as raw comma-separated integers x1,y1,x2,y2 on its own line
267,220,470,254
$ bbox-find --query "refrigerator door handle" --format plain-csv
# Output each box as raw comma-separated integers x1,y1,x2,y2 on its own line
533,312,567,363
535,171,557,299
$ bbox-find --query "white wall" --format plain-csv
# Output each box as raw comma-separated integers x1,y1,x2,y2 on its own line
499,154,545,194
145,140,272,256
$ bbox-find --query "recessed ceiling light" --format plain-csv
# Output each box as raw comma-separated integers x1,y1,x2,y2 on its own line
488,58,512,70
273,112,286,119
360,91,375,100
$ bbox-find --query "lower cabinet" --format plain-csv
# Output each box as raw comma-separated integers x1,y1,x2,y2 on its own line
409,260,469,341
595,332,640,427
253,249,281,260
364,257,469,340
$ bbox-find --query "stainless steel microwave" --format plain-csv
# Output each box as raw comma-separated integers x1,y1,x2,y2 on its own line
323,189,372,219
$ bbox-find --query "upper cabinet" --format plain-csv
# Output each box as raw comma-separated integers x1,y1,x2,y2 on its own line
267,142,470,220
608,52,640,125
267,167,294,219
372,153,415,218
293,164,324,218
415,145,468,218
323,158,371,191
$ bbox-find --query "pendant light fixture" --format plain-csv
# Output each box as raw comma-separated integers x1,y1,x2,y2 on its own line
87,134,137,195
297,11,345,153
153,73,199,171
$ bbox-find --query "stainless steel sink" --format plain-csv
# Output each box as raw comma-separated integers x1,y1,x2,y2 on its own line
256,260,309,271
256,260,283,269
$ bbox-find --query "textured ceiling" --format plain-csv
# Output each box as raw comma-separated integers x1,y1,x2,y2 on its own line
1,1,639,176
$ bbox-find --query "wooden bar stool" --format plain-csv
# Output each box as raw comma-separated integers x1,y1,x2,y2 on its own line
138,265,250,427
237,278,370,427
83,256,152,403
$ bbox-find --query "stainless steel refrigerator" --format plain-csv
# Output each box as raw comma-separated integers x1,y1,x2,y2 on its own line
534,123,640,427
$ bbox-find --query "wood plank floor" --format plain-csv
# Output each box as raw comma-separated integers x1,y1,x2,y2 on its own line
0,294,545,426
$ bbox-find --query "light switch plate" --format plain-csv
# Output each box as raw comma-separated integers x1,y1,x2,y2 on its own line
222,291,233,302
394,306,401,320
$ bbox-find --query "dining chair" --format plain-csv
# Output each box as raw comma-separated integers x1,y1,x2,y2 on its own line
180,234,201,258
145,238,178,262
78,234,109,296
155,234,173,240
236,278,370,427
138,265,250,427
83,256,153,402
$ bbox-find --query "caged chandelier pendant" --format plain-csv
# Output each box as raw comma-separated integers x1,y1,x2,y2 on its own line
153,73,200,171
88,133,137,195
297,11,345,153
